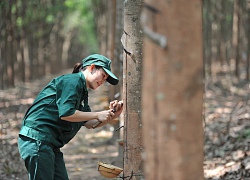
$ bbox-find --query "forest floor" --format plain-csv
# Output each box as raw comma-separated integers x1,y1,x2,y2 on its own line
203,75,250,179
0,71,250,180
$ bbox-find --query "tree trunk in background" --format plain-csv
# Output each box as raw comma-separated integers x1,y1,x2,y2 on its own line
0,3,7,89
0,0,97,89
221,0,234,74
233,0,240,78
6,0,15,87
142,0,204,179
61,29,74,71
92,0,108,55
115,0,124,96
37,19,46,77
23,25,31,82
0,45,4,89
29,34,36,80
203,0,212,79
49,13,63,75
17,36,26,82
106,0,124,145
247,3,250,81
123,0,143,179
220,0,228,67
213,0,223,65
113,0,124,167
107,0,116,101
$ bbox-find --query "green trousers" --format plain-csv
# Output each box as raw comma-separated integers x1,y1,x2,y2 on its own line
18,135,69,180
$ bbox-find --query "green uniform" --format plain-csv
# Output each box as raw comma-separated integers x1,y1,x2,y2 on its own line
18,72,91,180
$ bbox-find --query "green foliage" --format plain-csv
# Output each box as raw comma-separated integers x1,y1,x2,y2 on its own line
0,0,98,88
46,15,54,24
64,0,98,52
11,0,97,52
16,17,22,27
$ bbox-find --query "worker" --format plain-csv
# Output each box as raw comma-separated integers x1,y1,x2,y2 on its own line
18,54,123,180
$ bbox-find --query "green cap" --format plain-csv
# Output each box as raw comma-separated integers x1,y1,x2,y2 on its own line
82,54,119,85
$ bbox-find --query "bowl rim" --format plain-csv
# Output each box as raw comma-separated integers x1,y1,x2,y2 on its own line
97,161,123,178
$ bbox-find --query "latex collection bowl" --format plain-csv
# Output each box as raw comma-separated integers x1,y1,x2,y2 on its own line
97,161,123,178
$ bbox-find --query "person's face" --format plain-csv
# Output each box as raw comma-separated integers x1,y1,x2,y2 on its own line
87,65,108,90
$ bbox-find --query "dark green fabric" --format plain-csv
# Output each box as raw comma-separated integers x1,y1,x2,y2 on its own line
18,135,69,180
19,72,91,148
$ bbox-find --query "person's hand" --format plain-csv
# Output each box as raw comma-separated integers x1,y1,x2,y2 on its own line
96,110,114,123
109,100,123,119
109,100,123,111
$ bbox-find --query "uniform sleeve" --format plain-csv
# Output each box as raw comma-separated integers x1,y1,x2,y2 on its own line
55,75,83,118
86,105,91,112
79,104,91,112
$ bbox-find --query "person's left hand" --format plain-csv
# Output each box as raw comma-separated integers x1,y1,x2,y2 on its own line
109,100,123,119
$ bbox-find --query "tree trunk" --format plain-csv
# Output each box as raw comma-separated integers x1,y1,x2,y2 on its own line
123,0,143,179
142,0,204,179
113,0,124,167
107,0,117,102
106,0,124,143
233,0,240,78
0,2,7,89
6,0,15,87
92,0,108,55
49,15,63,75
246,2,250,81
203,0,212,79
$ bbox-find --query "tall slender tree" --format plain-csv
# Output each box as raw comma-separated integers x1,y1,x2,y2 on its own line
122,0,144,179
113,0,124,167
142,0,204,179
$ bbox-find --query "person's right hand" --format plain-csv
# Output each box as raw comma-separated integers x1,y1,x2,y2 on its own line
96,110,114,123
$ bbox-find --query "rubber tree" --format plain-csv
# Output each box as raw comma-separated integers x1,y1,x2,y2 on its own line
122,0,144,179
142,0,204,179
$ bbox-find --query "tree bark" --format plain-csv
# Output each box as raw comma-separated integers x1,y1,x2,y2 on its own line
107,0,117,102
6,0,15,87
0,2,7,89
142,0,204,179
233,0,240,78
113,0,124,167
91,0,108,55
247,3,250,81
123,0,144,179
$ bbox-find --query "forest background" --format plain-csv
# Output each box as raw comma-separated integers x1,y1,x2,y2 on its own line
0,0,250,179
